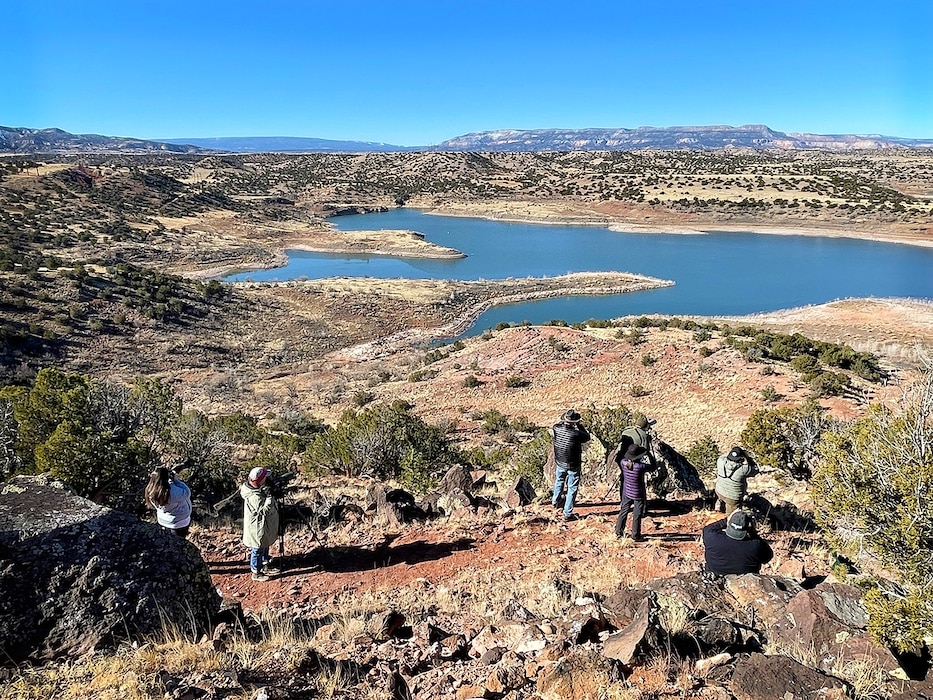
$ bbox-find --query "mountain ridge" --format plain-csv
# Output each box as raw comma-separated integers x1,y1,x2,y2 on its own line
2,123,933,154
0,126,207,154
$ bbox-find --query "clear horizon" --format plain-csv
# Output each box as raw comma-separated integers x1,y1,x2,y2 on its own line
6,0,932,145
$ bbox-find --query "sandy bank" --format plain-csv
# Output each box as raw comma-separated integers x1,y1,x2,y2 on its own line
422,201,933,249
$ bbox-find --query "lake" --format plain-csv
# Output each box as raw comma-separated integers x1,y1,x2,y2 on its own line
226,209,933,333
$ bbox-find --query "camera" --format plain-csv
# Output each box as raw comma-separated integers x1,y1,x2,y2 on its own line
266,472,296,498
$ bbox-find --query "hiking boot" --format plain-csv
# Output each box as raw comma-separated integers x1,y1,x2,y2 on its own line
251,571,270,582
263,565,282,576
563,513,578,522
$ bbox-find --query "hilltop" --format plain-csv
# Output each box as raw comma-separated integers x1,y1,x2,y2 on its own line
2,148,933,698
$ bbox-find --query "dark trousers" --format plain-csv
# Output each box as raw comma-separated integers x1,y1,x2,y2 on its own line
615,495,646,538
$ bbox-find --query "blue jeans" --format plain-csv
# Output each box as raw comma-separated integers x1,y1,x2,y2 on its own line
250,546,272,573
552,464,580,518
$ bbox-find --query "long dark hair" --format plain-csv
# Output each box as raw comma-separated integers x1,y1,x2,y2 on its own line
144,467,171,508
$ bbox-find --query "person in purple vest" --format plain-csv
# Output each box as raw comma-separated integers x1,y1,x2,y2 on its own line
613,443,657,541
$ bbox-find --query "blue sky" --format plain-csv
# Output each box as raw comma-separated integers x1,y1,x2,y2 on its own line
5,0,932,145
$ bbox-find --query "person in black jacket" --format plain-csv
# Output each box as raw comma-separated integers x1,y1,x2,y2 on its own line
702,510,773,575
550,409,590,521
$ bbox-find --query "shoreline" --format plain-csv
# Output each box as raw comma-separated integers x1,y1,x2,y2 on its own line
331,273,674,361
181,205,933,280
422,204,933,249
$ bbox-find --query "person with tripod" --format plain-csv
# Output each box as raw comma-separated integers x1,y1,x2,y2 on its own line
715,446,759,516
613,443,656,541
241,467,281,582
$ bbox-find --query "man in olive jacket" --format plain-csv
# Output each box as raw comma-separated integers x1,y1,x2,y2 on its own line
241,467,281,581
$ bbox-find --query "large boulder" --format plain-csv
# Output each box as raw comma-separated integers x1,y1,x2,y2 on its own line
0,475,220,662
769,582,900,674
650,439,706,498
722,574,804,629
731,653,849,700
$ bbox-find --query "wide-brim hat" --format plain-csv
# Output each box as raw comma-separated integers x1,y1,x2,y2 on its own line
726,510,751,540
623,444,648,461
561,409,582,423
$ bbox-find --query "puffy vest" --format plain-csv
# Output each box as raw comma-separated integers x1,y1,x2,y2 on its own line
552,422,590,469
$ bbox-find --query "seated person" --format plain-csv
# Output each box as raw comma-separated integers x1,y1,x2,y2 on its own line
703,510,773,575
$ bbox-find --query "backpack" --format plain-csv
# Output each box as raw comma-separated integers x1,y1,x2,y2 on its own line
605,435,635,472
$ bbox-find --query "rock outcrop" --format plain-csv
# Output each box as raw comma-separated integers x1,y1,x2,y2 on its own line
0,475,220,662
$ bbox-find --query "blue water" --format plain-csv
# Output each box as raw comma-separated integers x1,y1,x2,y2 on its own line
226,209,933,333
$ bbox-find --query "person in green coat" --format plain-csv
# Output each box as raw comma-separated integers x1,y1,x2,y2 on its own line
241,467,281,582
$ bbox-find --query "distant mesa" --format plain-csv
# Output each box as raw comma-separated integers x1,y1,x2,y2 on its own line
0,126,208,154
434,124,933,152
2,123,932,154
160,135,417,153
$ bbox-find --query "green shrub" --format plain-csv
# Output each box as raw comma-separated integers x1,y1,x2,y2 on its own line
302,400,455,479
462,374,483,388
398,447,437,495
809,371,850,398
812,372,933,650
641,353,656,366
579,405,634,449
501,429,551,492
462,445,511,468
630,384,650,398
423,348,447,364
790,353,821,380
760,385,780,403
504,375,530,388
211,411,265,444
510,415,538,433
685,435,720,479
352,390,376,407
741,400,830,477
480,409,511,435
618,327,646,345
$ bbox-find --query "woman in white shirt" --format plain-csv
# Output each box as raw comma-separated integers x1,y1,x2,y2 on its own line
144,466,193,538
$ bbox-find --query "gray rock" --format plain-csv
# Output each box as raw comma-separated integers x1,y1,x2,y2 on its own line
439,465,474,493
770,583,899,673
0,475,220,661
602,596,653,665
503,476,536,508
601,588,653,629
649,571,734,619
723,574,804,629
731,653,849,700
